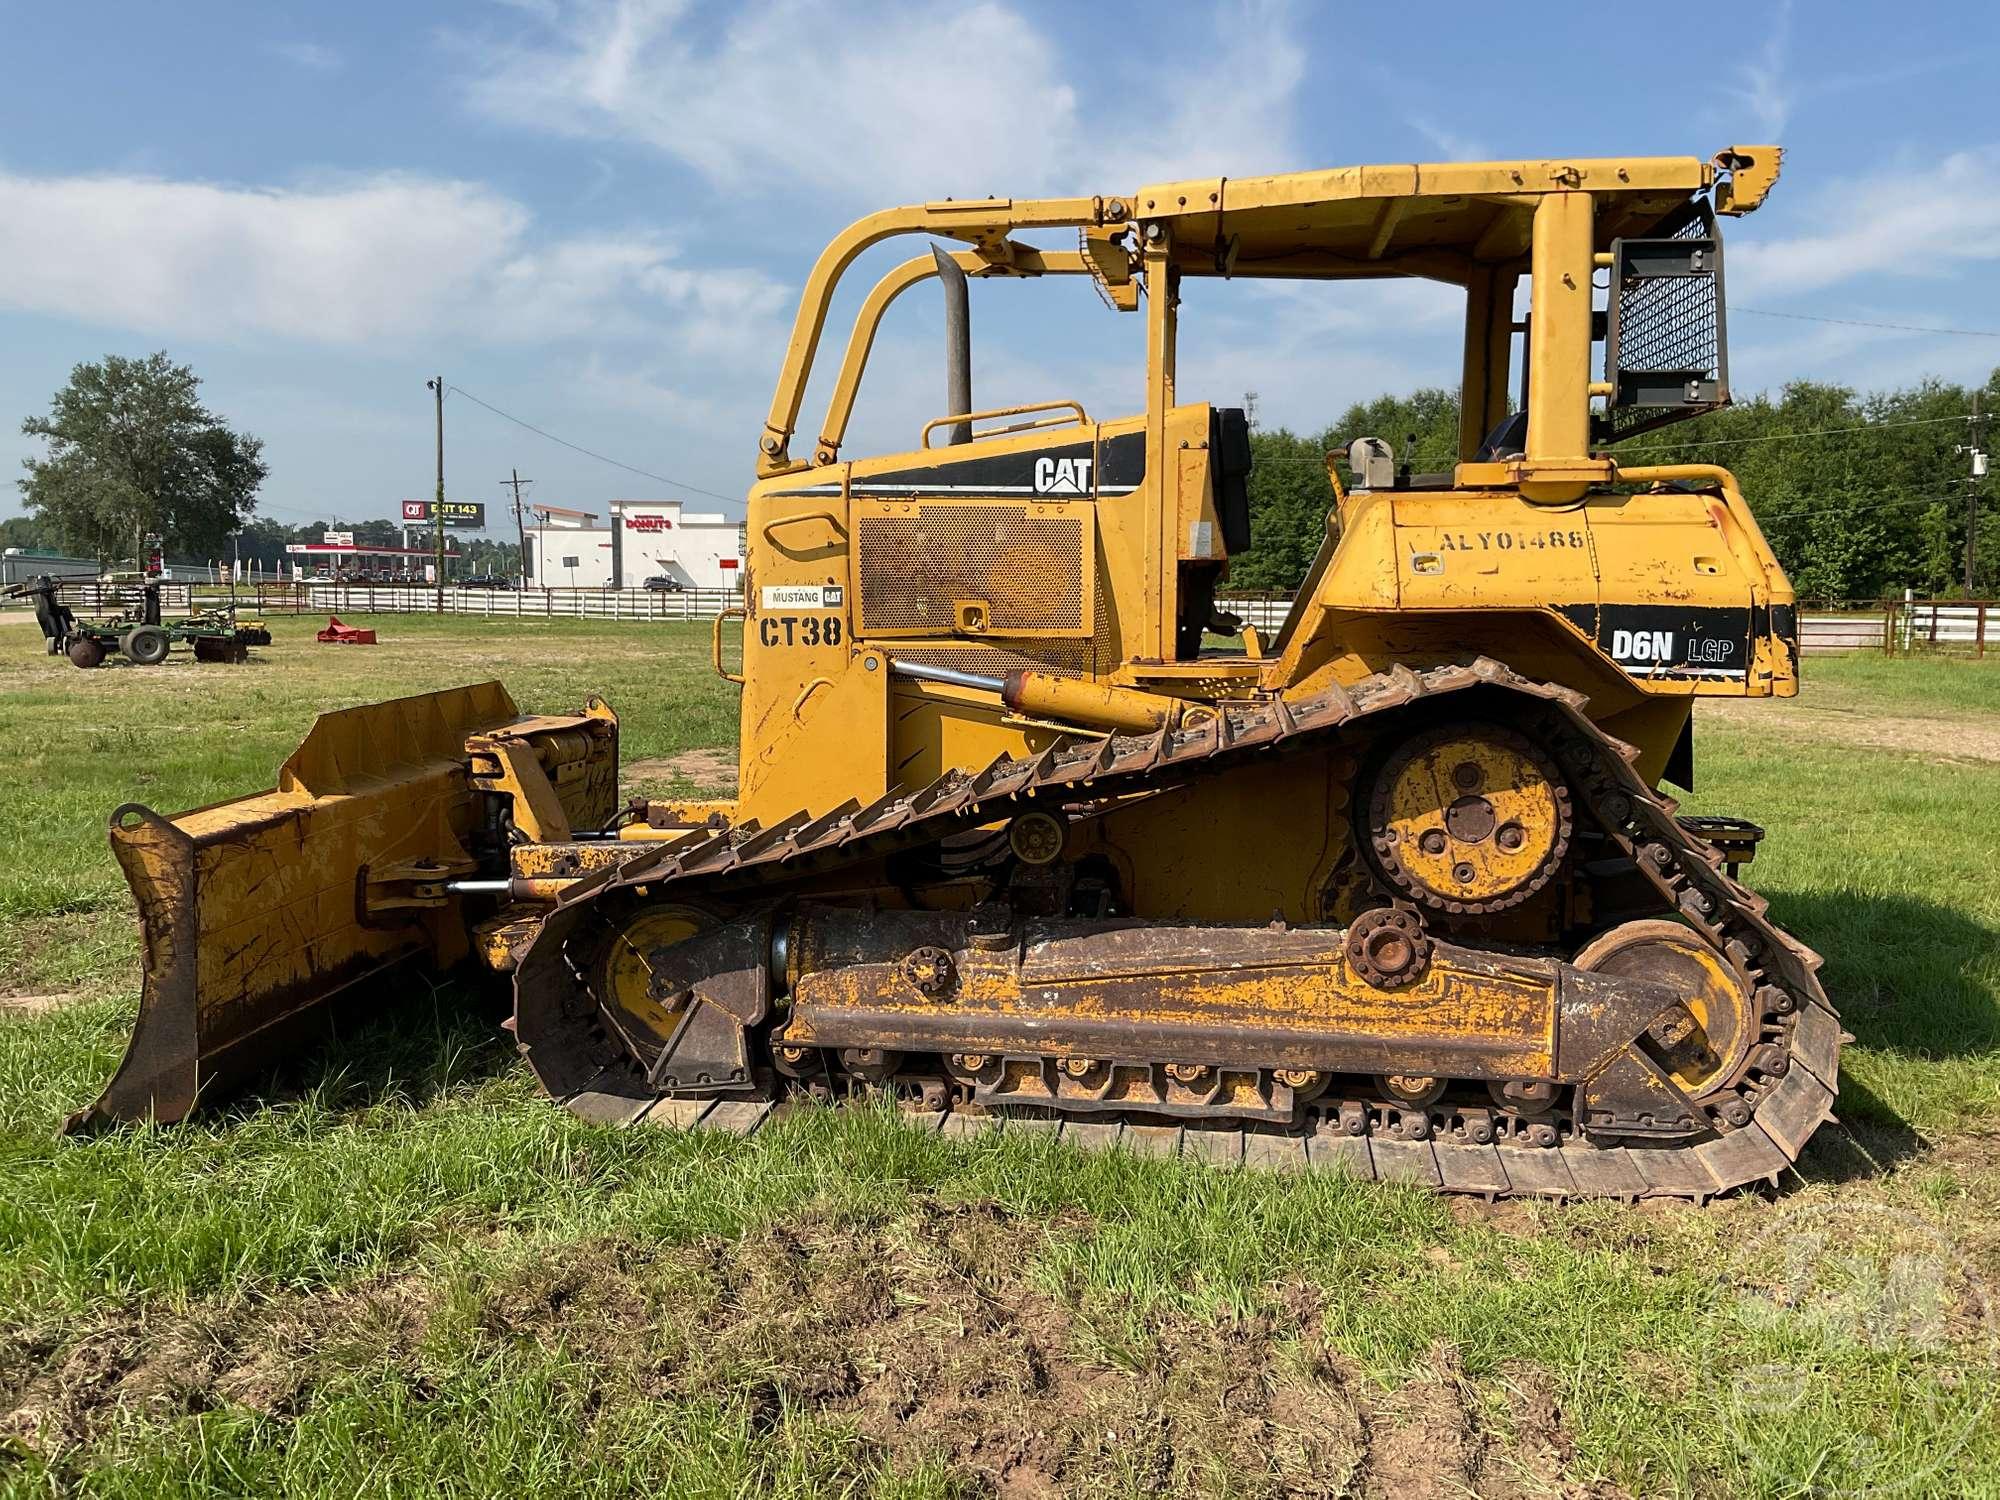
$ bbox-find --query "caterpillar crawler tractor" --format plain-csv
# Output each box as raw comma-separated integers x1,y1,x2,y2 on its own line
76,146,1843,1200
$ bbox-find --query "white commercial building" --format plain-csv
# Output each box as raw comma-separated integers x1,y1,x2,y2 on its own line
527,500,744,590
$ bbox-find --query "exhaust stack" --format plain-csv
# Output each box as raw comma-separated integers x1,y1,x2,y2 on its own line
932,244,971,445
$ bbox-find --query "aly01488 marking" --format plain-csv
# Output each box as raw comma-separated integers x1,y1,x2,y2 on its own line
1433,528,1587,553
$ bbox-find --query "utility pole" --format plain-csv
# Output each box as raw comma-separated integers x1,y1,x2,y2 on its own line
426,376,446,613
1966,392,1988,597
502,470,533,589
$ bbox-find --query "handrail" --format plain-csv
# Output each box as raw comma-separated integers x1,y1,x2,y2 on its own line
755,151,1756,477
756,197,1122,476
711,605,746,685
813,248,1093,466
761,510,848,540
920,400,1089,449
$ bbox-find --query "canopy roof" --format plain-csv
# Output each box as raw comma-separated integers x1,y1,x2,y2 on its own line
1130,157,1718,283
757,148,1781,472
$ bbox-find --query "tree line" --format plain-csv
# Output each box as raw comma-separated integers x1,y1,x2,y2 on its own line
1228,371,2000,604
13,352,1999,602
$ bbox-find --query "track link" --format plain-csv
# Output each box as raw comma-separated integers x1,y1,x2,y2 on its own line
514,658,1842,1202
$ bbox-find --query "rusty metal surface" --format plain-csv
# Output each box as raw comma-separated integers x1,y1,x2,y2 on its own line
1363,722,1573,914
780,907,1560,1089
513,657,1841,1200
73,685,617,1133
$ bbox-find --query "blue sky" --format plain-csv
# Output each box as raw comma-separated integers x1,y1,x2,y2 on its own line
4,0,1997,538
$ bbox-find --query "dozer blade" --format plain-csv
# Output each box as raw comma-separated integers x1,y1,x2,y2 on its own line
69,682,532,1133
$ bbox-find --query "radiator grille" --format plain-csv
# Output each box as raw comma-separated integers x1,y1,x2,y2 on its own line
857,504,1089,635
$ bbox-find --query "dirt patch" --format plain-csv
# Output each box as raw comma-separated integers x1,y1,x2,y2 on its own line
624,748,737,790
0,911,137,1004
0,993,78,1017
0,1273,432,1454
1698,698,2000,764
1362,1343,1624,1500
2,1202,1631,1497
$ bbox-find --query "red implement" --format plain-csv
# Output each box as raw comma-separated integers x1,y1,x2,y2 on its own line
316,616,377,645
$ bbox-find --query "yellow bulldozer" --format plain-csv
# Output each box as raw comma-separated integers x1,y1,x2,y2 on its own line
75,145,1842,1200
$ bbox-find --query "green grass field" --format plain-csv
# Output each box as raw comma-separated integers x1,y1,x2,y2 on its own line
1,616,1996,1498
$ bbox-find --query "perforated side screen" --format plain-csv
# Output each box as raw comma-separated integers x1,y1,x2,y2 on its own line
1601,202,1729,442
855,503,1093,637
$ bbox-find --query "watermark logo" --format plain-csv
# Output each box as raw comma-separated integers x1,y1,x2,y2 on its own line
1718,1201,1996,1495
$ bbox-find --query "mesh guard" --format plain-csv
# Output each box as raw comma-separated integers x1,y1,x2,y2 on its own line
1601,200,1729,442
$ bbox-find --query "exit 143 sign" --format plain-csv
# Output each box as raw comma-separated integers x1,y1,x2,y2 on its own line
401,499,486,528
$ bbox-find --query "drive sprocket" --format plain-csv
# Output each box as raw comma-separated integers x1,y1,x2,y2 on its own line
1361,721,1573,915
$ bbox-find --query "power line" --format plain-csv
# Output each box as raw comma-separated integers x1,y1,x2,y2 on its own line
1242,411,1973,478
1630,412,1973,452
442,382,739,507
1745,490,1957,523
1735,307,2000,339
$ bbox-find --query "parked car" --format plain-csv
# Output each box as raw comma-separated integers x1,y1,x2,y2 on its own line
642,575,685,593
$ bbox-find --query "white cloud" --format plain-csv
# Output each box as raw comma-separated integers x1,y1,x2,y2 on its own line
459,0,1305,201
266,40,342,71
1703,4,1974,146
0,168,785,349
1716,0,1794,137
1401,113,1490,164
487,231,787,350
1093,1,1307,187
1729,146,2000,298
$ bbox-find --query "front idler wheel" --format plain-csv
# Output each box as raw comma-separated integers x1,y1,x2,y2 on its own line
1572,919,1759,1099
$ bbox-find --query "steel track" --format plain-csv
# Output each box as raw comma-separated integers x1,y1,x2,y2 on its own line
514,657,1842,1202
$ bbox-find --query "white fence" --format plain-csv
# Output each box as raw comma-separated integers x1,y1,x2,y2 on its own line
285,584,1294,631
278,584,743,621
1897,600,1995,654
24,578,1968,658
1217,594,1296,634
1800,612,1890,654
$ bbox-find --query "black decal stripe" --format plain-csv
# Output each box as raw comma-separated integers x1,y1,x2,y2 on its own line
764,482,1142,501
1097,431,1147,489
754,436,1152,502
1555,601,1756,680
844,430,1148,498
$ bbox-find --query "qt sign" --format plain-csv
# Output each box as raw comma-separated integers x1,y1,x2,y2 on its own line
401,500,486,529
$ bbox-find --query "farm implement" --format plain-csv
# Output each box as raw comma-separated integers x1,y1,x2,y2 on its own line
7,574,270,667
